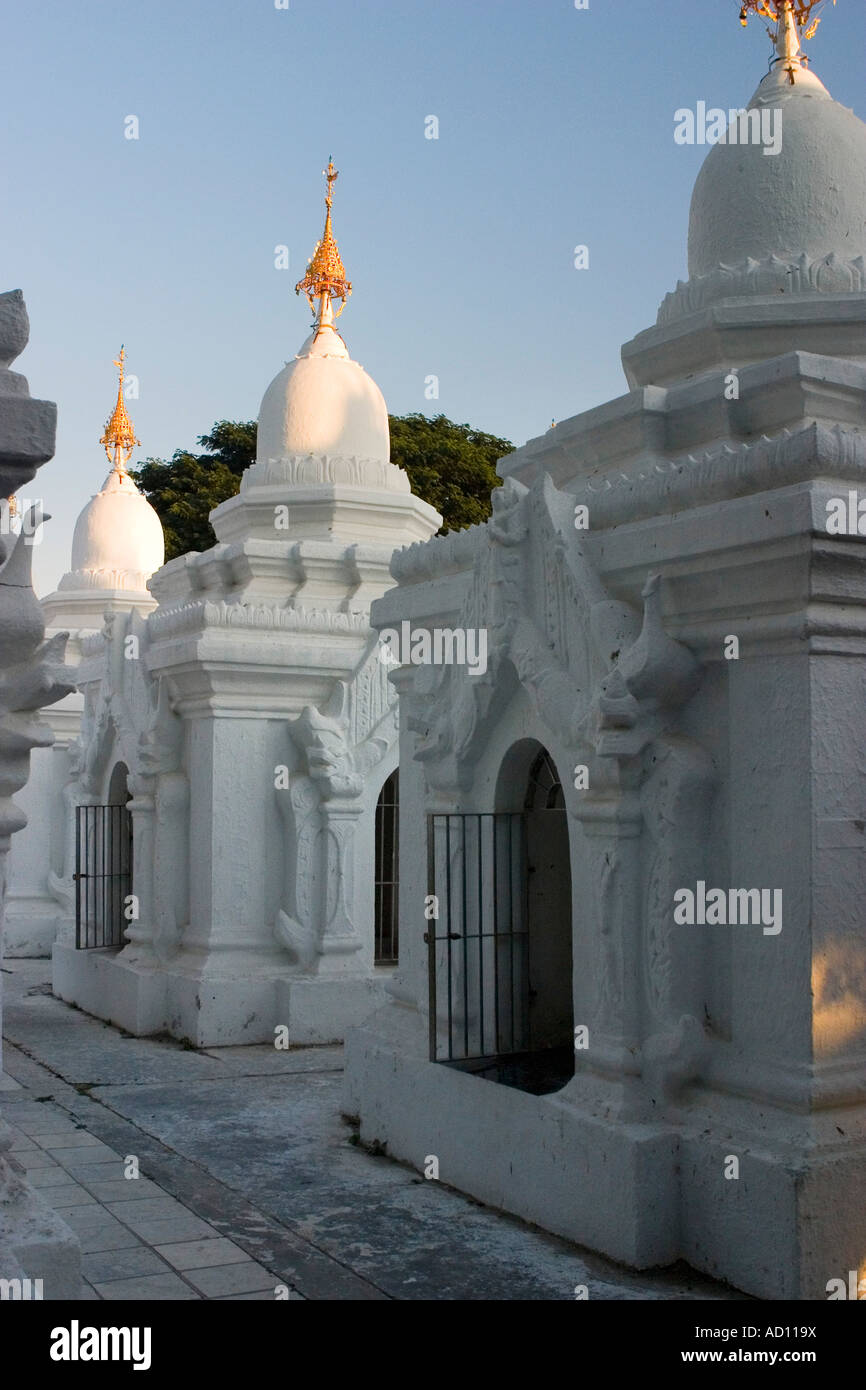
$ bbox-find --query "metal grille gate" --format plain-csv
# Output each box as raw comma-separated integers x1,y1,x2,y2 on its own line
75,804,133,949
425,813,529,1064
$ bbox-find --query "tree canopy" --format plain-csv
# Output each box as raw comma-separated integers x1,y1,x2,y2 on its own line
131,413,514,562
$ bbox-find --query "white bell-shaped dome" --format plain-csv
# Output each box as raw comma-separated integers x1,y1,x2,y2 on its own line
62,466,164,592
207,165,442,549
688,66,866,279
255,317,390,468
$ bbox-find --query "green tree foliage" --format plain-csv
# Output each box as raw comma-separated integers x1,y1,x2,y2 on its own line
132,414,513,562
389,414,514,533
131,421,256,561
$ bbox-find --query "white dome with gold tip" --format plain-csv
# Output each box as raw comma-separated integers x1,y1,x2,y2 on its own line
255,299,391,471
42,348,164,629
688,66,866,279
243,160,405,497
65,464,164,592
656,2,866,327
208,161,440,548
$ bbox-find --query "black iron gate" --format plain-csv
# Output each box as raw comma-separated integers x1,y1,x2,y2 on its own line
424,813,529,1064
75,804,133,949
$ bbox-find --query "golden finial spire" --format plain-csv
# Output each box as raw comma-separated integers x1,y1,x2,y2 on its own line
295,158,352,324
99,345,140,473
6,492,17,519
739,2,835,82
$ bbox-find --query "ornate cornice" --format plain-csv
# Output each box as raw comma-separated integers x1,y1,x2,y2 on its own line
57,567,153,593
244,453,410,493
390,521,486,583
147,598,371,640
658,252,866,324
571,422,866,529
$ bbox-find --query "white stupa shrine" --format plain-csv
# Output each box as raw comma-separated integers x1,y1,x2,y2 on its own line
4,352,163,956
344,4,866,1301
41,349,164,631
52,163,441,1045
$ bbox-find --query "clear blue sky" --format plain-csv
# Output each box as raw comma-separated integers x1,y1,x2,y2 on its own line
4,0,864,594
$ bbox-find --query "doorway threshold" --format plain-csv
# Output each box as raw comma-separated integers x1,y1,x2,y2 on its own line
444,1045,573,1097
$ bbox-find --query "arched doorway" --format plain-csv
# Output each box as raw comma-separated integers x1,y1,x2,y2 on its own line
75,762,133,950
425,741,573,1094
107,760,132,808
374,769,399,965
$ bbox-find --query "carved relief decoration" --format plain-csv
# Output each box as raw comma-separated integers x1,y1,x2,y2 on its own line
274,636,397,967
395,468,719,1089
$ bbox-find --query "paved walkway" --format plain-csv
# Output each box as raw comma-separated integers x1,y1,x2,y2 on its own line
1,959,743,1301
3,1108,287,1300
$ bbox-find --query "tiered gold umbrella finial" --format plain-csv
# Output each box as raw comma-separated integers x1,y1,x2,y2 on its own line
99,345,140,473
295,158,353,323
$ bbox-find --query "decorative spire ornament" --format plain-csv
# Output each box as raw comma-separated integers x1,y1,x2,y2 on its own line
99,346,140,474
295,158,353,325
739,1,836,83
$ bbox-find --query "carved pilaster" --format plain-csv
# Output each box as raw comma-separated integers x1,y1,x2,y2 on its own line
276,637,396,973
576,785,644,1078
120,787,156,957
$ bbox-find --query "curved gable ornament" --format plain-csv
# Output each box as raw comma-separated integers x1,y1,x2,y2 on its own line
405,472,640,790
76,611,182,799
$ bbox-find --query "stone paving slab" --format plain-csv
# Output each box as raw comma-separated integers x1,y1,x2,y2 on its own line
94,1273,201,1301
59,1207,145,1254
54,1147,125,1169
46,1145,121,1169
184,1261,276,1296
28,1164,88,1188
216,1290,287,1300
5,1125,39,1149
118,1215,218,1245
79,1177,165,1203
104,1195,200,1224
13,1148,62,1170
7,1107,81,1135
38,1130,108,1149
52,1161,139,1187
155,1237,250,1270
46,1182,100,1208
82,1247,171,1283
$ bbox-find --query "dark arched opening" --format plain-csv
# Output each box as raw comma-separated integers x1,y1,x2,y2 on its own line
75,761,133,950
426,741,574,1095
520,748,574,1086
374,768,399,965
107,761,132,807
